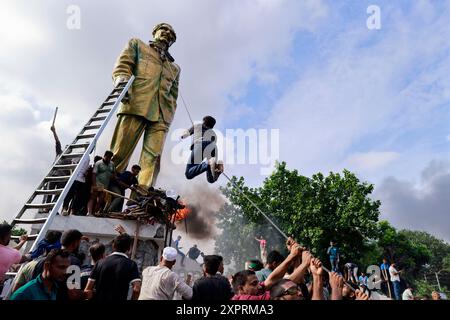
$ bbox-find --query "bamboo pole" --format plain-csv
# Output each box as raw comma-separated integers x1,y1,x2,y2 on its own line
52,107,58,126
131,221,140,260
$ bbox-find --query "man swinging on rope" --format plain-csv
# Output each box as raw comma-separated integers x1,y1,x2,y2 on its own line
181,116,224,183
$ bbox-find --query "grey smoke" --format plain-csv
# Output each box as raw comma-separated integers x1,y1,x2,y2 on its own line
175,182,225,240
375,160,450,242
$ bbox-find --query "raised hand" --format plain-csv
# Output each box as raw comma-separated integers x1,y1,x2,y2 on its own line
310,258,324,276
329,272,344,300
355,289,369,300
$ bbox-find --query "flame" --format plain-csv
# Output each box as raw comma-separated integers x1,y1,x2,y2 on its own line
174,200,191,221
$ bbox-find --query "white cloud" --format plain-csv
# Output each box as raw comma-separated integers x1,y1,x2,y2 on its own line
345,151,400,173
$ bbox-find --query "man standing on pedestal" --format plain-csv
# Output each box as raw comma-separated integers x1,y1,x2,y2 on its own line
110,23,180,188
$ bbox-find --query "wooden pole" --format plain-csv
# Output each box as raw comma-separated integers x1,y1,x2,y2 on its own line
131,221,140,260
382,268,392,299
52,107,58,127
97,187,140,205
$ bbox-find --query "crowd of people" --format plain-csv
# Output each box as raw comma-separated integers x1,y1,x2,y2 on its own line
1,222,445,301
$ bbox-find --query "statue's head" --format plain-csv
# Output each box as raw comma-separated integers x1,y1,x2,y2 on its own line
152,23,176,47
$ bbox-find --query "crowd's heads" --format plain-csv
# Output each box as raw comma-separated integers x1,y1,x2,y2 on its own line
112,233,133,254
202,255,223,276
103,151,114,162
89,242,106,263
0,222,13,245
61,229,83,252
232,270,262,295
266,250,284,270
203,116,216,129
432,291,441,300
45,230,62,244
245,259,263,272
161,247,178,267
94,155,102,163
270,279,304,300
131,165,141,176
43,249,71,282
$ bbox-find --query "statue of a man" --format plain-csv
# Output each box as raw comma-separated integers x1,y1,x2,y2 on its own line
110,23,180,188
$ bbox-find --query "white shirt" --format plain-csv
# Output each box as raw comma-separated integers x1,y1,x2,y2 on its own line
75,157,90,183
138,265,192,300
389,266,400,282
402,288,414,300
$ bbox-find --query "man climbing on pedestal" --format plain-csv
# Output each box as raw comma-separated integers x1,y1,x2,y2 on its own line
109,23,180,189
182,116,224,183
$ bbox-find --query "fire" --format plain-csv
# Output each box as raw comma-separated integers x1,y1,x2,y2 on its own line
174,200,191,221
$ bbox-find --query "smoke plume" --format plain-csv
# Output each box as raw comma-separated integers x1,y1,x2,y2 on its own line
175,182,226,240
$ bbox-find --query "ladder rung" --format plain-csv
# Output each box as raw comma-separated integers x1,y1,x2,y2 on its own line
102,101,116,106
44,176,70,182
53,164,77,170
96,109,111,114
108,94,121,99
5,272,18,277
77,133,96,139
11,234,38,241
35,188,64,195
24,203,56,209
60,153,84,159
91,116,106,121
14,218,47,224
69,143,90,149
84,125,101,130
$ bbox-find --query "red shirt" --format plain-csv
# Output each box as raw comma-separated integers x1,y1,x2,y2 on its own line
232,291,271,300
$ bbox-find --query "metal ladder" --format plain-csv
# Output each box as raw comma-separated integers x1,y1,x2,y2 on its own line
4,76,135,282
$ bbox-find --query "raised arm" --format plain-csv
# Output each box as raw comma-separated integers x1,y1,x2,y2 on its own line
50,126,63,156
309,258,325,300
288,250,312,284
181,125,194,139
264,243,301,289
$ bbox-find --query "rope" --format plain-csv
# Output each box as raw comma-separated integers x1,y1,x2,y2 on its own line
165,55,358,293
166,60,194,126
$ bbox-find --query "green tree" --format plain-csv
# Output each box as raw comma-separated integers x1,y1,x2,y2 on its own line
399,230,450,273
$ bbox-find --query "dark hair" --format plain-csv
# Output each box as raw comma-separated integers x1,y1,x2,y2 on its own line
113,233,132,253
214,255,223,263
45,249,70,264
270,279,296,299
203,255,221,275
232,270,255,292
94,156,102,163
104,150,114,157
267,250,284,265
131,165,141,171
0,223,13,238
61,229,83,247
89,242,106,262
203,116,216,129
45,231,62,244
246,259,263,271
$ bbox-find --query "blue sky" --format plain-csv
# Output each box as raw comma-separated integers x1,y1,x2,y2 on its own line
0,0,449,247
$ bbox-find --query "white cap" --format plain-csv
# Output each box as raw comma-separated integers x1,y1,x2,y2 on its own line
162,247,178,262
166,189,178,200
